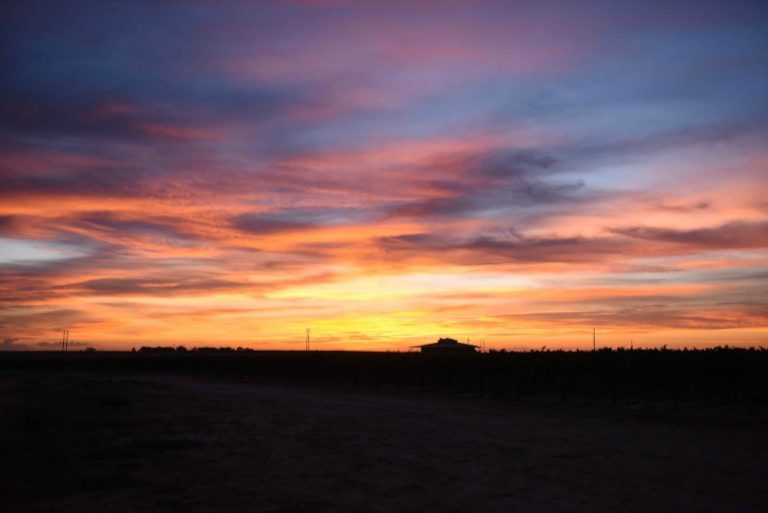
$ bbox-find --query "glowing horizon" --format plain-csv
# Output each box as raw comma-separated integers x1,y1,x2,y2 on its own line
2,0,767,351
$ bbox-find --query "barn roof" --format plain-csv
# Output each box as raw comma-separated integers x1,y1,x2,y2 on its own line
412,337,478,349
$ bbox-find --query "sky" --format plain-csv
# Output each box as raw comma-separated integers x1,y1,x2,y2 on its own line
1,0,767,351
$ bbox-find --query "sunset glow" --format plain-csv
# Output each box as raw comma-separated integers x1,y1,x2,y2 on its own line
2,0,767,350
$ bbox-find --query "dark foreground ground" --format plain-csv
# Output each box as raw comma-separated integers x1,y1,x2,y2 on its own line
1,362,766,512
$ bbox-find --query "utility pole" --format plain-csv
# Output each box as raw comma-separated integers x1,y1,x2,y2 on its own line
62,329,69,352
305,328,310,351
592,328,596,351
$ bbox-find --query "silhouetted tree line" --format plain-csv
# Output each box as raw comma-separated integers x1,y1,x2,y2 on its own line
2,346,766,409
137,346,253,353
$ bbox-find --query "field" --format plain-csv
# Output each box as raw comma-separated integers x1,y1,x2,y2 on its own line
1,350,766,512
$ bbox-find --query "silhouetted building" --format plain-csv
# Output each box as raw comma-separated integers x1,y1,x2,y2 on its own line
413,337,478,354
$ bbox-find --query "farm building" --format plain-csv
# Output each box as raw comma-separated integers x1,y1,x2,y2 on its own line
412,337,478,354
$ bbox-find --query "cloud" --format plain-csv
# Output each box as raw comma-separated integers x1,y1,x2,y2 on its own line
69,211,203,244
0,164,147,199
378,230,624,265
656,199,712,212
379,217,768,266
231,207,369,235
382,148,587,220
502,303,768,331
613,220,768,249
61,277,248,296
0,337,30,351
0,97,223,143
231,214,317,236
0,216,20,232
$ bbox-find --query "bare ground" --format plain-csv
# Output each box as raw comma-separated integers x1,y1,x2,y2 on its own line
1,372,766,513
